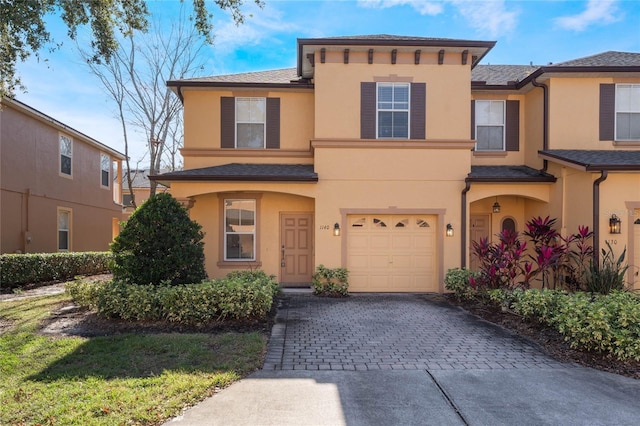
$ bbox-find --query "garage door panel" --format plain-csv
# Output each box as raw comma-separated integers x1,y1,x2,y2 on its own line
370,235,390,249
349,255,370,269
347,214,437,293
391,254,412,268
392,235,413,249
349,235,370,249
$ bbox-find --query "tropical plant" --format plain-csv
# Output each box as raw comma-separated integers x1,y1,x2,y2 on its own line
583,242,628,294
312,265,349,297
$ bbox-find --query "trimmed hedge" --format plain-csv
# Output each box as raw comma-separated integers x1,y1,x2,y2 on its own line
67,270,280,324
506,289,640,361
0,252,112,289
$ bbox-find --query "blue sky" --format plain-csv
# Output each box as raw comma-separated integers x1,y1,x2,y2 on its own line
15,0,640,164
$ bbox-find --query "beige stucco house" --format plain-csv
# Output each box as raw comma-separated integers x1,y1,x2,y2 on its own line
1,97,124,254
153,35,640,292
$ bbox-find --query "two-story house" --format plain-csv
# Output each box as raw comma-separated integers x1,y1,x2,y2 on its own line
153,35,640,292
1,97,125,254
121,168,169,220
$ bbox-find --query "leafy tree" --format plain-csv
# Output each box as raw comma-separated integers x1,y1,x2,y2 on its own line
1,0,261,98
111,193,206,285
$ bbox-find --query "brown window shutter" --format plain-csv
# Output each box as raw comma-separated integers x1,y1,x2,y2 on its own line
410,83,426,139
505,100,520,151
599,84,615,141
220,97,235,148
361,82,376,139
470,100,476,140
266,98,280,149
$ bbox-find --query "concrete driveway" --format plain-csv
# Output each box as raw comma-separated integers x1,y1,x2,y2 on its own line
167,293,640,425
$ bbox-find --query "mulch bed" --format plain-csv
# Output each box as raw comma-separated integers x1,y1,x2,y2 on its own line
446,294,640,380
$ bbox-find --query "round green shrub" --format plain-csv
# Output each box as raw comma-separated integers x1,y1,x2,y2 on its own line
111,193,206,285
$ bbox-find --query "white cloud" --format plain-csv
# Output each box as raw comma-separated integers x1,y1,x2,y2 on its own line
358,0,444,16
449,1,519,38
211,3,302,55
554,0,620,32
358,0,518,37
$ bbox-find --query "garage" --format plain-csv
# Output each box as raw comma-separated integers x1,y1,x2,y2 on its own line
347,214,437,292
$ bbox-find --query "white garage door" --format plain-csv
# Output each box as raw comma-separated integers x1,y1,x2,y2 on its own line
347,214,437,292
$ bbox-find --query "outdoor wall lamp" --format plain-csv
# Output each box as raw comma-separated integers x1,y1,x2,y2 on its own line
446,224,454,237
492,197,501,214
609,214,621,234
333,223,341,236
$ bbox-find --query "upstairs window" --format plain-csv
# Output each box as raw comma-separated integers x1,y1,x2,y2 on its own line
616,84,640,140
100,153,110,188
475,100,505,151
377,83,409,139
60,134,72,176
236,98,266,148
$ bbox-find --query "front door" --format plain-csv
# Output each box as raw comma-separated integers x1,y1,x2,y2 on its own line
280,213,313,286
469,214,490,271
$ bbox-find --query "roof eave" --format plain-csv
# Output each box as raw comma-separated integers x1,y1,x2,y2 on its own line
166,81,314,90
465,176,557,183
148,175,318,183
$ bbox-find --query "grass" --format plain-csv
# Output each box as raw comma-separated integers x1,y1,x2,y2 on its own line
0,293,267,425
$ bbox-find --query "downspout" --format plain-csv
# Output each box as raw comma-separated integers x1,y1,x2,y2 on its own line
461,181,471,267
531,77,549,171
593,170,608,266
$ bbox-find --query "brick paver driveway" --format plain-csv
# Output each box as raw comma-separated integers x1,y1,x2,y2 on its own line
264,293,568,371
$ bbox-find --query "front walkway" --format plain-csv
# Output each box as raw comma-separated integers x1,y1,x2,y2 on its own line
264,293,566,371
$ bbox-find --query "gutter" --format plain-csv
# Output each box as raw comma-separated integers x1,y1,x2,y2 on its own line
460,181,471,267
593,171,608,266
531,77,549,172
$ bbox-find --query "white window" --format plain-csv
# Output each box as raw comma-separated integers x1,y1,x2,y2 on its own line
236,98,266,148
100,153,110,188
616,84,640,140
224,199,256,261
377,83,409,138
60,134,72,176
475,100,505,151
58,209,71,251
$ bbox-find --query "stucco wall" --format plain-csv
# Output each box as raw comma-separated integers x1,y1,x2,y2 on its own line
313,50,471,140
0,102,122,253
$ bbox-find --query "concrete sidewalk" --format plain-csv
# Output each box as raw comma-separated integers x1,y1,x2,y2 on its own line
166,294,640,425
167,368,640,425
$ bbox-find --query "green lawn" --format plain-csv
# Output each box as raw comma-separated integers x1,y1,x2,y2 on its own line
0,294,266,425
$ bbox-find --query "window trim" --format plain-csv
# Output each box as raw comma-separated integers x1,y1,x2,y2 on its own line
614,83,640,141
376,82,410,139
57,208,72,252
475,100,506,151
59,133,73,178
222,197,257,262
235,97,266,149
100,153,111,189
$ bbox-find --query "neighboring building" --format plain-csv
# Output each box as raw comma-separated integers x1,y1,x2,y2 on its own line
1,97,125,254
153,35,640,291
121,168,169,220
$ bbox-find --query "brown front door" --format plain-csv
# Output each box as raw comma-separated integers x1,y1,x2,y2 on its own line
280,213,313,286
469,214,490,271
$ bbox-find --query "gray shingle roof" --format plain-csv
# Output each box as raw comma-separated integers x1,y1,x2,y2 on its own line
539,150,640,171
317,34,476,43
467,165,556,182
177,68,299,84
123,169,170,190
550,51,640,67
151,163,318,182
472,65,539,85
